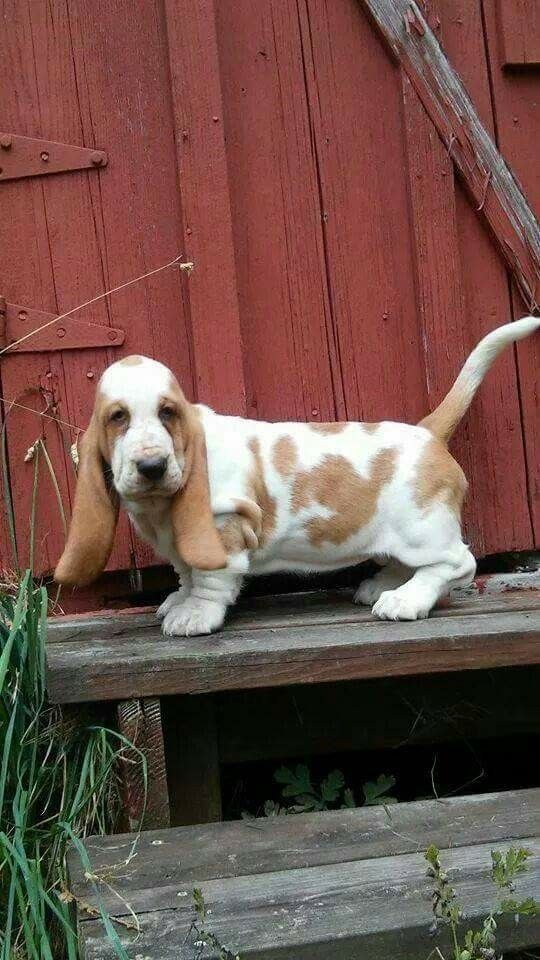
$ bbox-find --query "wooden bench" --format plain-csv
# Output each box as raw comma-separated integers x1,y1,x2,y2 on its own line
47,585,540,829
69,788,540,959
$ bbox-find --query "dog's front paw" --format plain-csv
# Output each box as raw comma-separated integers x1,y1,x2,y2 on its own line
156,588,190,620
372,589,430,622
162,598,226,637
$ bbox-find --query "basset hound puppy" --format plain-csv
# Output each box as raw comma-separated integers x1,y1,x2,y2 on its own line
55,316,539,636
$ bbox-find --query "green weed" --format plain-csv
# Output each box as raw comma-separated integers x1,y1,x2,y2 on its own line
0,574,137,959
425,844,540,960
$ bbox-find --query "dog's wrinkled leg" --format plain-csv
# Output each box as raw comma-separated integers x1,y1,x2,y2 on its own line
162,568,244,637
354,561,412,606
372,550,476,621
156,565,192,620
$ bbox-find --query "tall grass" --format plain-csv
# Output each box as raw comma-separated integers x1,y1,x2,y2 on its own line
0,573,135,959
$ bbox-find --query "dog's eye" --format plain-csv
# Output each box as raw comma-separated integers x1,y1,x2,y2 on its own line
109,408,127,424
159,406,175,423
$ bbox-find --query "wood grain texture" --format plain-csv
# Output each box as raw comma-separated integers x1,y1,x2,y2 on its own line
70,790,540,958
402,78,478,543
61,0,194,573
47,587,540,641
358,0,540,309
0,1,90,572
479,0,540,546
496,0,540,66
214,0,340,422
164,0,246,415
70,788,540,896
0,0,194,575
46,591,540,702
117,697,170,831
297,0,427,425
432,0,535,557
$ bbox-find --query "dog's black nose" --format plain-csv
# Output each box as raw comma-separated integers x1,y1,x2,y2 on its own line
136,456,168,481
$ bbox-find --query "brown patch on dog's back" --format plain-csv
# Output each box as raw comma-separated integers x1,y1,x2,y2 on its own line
292,448,397,546
248,438,277,546
309,422,347,435
272,436,298,477
362,422,380,435
416,439,467,516
119,355,144,366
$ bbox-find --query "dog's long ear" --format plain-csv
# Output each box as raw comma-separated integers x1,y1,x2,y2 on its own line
54,414,119,586
171,406,227,571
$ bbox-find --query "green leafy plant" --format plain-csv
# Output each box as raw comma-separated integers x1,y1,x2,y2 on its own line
362,773,398,806
244,764,398,818
273,764,353,813
425,844,540,960
0,574,140,959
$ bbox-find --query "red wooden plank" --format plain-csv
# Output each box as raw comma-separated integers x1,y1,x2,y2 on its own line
402,79,482,551
359,0,540,310
2,0,141,575
164,0,247,416
211,0,340,422
297,0,428,424
481,0,540,546
426,0,534,556
62,0,195,571
0,405,16,575
0,0,196,576
0,2,75,573
497,0,540,66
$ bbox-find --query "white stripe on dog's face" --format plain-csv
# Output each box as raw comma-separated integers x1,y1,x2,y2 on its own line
99,356,184,500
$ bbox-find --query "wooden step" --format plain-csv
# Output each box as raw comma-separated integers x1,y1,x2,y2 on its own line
69,788,540,959
47,588,540,702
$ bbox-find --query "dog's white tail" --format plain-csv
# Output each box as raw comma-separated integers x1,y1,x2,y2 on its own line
420,316,539,444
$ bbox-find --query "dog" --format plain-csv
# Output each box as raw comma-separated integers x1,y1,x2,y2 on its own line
55,316,539,636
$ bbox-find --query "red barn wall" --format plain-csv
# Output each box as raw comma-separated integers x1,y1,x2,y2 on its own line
0,0,538,605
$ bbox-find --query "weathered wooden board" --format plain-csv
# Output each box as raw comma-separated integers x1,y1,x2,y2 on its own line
496,0,540,66
401,65,532,556
46,592,540,702
76,848,540,960
214,0,339,423
70,788,540,897
359,0,540,308
164,0,246,415
296,0,426,426
47,586,540,642
433,0,535,557
479,0,540,546
71,790,540,959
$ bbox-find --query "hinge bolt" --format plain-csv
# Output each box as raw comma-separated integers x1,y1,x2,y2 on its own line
18,310,28,320
90,151,105,166
0,135,12,149
108,330,118,341
86,370,95,379
57,327,66,338
40,151,49,162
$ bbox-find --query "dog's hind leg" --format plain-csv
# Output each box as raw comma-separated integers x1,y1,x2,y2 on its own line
354,561,412,606
372,548,476,621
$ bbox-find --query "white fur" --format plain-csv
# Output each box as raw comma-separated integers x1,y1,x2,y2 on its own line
101,357,183,500
99,317,538,636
